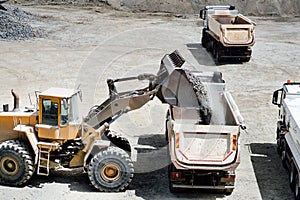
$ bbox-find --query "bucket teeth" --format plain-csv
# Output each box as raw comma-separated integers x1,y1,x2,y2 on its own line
168,50,185,68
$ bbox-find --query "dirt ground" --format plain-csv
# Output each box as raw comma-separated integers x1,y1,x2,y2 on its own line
0,5,300,200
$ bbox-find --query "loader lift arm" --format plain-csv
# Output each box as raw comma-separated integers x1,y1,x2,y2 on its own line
84,73,158,130
83,50,212,130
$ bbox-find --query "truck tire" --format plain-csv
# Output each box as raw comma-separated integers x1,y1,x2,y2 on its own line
224,188,234,195
295,173,300,200
168,164,175,192
165,110,170,141
241,57,250,62
281,141,288,169
276,130,282,155
168,164,179,193
214,44,223,63
201,29,207,48
290,163,296,191
88,146,134,192
0,140,34,186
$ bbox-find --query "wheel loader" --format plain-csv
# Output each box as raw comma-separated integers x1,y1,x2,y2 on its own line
0,74,161,191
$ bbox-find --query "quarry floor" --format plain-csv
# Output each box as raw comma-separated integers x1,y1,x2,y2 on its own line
0,5,300,200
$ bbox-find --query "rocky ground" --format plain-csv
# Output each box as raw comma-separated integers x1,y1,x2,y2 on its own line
0,4,300,200
0,4,44,40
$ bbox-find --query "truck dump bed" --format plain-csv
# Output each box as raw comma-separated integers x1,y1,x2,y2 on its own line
170,91,241,170
208,14,255,46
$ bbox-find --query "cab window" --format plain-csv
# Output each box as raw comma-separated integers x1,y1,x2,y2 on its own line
61,99,69,126
42,99,58,125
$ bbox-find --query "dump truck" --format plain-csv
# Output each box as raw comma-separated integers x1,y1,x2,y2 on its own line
272,81,300,199
161,51,246,194
199,5,256,63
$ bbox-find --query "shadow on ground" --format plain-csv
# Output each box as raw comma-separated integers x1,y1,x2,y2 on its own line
186,43,215,66
27,167,96,192
131,134,227,199
25,134,231,199
130,167,225,200
249,143,294,200
186,43,247,66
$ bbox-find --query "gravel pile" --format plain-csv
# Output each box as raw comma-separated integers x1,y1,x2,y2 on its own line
0,4,42,40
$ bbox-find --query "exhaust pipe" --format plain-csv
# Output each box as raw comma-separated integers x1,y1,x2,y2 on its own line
11,89,20,111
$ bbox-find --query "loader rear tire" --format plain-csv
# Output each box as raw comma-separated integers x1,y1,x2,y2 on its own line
0,140,34,186
88,146,134,192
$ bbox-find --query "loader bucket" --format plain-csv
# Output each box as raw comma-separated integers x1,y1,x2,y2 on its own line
155,50,213,124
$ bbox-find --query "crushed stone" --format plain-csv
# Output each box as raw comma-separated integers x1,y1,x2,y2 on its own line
0,4,44,40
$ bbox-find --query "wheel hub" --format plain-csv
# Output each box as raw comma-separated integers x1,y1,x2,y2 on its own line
101,163,121,182
0,156,19,176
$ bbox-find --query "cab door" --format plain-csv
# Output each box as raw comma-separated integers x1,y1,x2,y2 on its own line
37,97,60,139
59,98,79,140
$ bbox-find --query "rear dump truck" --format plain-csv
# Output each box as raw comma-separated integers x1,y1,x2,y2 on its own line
160,51,246,194
200,5,256,63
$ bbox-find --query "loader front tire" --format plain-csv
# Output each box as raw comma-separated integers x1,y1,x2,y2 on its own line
104,131,131,152
88,146,134,192
0,140,34,186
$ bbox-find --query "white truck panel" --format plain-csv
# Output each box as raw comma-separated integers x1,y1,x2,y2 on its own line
283,98,300,168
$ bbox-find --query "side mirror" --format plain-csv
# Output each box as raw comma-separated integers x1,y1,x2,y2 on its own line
63,98,69,110
199,9,206,20
78,90,82,102
272,88,283,107
76,84,83,102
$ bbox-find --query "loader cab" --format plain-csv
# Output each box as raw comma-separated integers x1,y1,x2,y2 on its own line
36,88,81,140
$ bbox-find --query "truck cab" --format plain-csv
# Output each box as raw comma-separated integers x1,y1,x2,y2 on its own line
272,82,300,125
199,5,237,28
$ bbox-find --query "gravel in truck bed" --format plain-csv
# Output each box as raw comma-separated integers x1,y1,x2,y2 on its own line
0,4,43,40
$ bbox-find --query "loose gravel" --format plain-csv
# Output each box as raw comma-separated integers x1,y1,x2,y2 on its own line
185,70,212,124
0,4,43,40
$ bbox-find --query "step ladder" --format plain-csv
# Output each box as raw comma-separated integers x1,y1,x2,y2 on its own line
37,142,59,176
